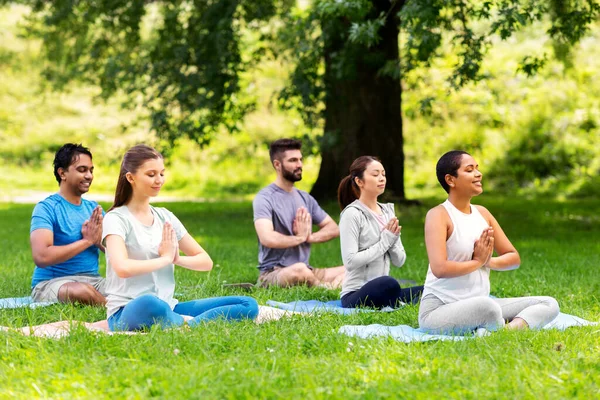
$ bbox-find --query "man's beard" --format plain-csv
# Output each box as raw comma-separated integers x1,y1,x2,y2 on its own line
282,167,302,182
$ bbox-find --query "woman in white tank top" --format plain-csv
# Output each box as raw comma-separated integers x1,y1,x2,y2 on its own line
418,151,559,335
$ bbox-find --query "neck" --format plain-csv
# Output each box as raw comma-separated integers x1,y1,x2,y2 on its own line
447,192,472,214
274,176,295,192
58,186,82,206
126,192,152,214
358,193,379,213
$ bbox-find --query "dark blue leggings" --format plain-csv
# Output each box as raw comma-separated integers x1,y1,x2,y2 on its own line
108,294,259,331
341,276,424,309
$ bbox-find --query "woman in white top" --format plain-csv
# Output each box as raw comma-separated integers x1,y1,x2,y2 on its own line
418,150,559,334
102,145,258,331
337,156,423,308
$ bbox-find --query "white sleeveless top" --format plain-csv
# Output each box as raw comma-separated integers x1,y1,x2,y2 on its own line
422,200,491,303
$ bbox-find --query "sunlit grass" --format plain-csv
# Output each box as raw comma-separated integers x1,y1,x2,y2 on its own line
0,197,598,398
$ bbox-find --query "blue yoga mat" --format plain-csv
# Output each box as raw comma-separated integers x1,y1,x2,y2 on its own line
0,296,55,309
339,313,598,343
266,299,598,342
266,299,397,315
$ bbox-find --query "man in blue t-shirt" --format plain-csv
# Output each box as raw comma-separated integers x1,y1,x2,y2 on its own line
253,138,345,288
30,143,106,305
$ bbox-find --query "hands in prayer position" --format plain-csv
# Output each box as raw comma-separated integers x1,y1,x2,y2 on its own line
473,227,494,268
81,205,103,247
385,217,401,236
158,222,179,263
293,207,312,243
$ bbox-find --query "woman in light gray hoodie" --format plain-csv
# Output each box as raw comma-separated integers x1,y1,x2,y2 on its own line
337,156,423,308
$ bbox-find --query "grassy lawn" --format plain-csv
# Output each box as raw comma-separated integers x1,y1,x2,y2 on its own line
0,196,599,399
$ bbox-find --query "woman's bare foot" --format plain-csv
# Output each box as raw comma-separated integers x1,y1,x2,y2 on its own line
506,317,529,330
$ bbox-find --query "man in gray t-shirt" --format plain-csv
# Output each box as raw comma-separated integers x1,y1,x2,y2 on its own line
253,138,345,288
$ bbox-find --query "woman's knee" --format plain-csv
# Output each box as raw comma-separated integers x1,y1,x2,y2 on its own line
376,276,401,292
540,296,560,318
129,294,171,317
476,297,503,324
241,296,259,319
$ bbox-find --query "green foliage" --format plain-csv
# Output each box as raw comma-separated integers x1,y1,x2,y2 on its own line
1,199,599,397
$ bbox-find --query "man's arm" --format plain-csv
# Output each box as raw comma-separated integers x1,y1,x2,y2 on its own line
307,215,339,244
30,229,95,268
254,218,309,249
30,205,103,267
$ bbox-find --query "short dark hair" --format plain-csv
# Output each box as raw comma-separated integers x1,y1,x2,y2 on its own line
436,150,469,193
53,143,93,184
269,138,302,164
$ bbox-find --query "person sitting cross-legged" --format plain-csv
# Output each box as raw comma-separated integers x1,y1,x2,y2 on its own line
418,150,559,335
30,143,106,306
253,138,345,288
338,156,424,309
103,144,258,331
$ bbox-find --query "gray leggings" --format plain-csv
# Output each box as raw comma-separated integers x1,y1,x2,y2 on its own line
418,294,560,335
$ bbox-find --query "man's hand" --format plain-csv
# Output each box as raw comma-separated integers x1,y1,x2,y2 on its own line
81,206,103,247
292,207,312,243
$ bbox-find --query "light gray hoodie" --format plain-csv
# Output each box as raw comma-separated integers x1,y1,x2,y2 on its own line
339,200,406,297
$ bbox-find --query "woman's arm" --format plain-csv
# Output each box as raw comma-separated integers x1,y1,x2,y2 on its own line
173,233,213,271
340,209,398,271
425,206,493,278
388,232,407,268
105,222,177,278
476,206,520,271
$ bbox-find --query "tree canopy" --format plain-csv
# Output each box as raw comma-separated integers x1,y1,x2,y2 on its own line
10,0,600,199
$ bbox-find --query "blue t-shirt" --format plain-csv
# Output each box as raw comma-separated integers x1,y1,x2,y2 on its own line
253,184,328,270
30,193,101,288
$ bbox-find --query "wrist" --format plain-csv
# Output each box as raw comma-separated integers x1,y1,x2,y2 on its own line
159,255,173,264
295,234,306,245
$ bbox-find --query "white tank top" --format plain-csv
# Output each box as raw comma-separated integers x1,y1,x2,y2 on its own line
422,199,491,303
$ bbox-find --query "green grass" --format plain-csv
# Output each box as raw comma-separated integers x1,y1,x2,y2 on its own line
0,197,599,399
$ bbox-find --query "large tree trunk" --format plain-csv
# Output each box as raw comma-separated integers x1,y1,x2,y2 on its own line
311,0,405,202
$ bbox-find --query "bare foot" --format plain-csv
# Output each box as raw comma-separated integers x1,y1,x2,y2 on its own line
506,317,529,330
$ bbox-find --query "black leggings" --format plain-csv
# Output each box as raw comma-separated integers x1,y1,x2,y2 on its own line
341,276,424,309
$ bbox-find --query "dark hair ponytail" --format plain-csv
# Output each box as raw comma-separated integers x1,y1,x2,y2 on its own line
337,156,380,210
109,145,163,212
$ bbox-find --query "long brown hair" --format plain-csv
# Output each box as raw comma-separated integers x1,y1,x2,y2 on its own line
109,144,163,212
337,156,380,210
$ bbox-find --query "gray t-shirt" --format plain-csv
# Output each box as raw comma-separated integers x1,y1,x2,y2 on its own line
102,205,187,318
253,183,328,270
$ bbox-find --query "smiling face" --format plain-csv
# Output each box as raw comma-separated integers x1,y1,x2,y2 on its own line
446,154,483,196
58,153,94,196
126,158,165,198
355,160,386,197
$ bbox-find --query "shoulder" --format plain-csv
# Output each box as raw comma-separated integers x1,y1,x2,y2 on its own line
32,194,60,215
340,202,364,221
473,204,490,216
81,197,99,208
381,202,396,216
253,185,276,204
473,204,495,224
426,204,450,221
151,206,176,220
105,206,129,222
37,193,61,208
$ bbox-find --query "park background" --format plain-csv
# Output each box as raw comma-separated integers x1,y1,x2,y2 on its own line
1,2,599,399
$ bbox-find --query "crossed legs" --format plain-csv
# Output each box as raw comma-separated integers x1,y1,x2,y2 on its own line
258,263,345,289
419,294,560,335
